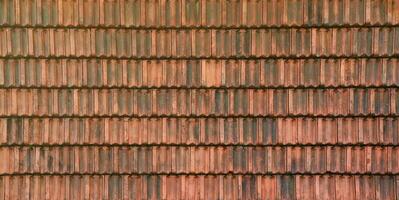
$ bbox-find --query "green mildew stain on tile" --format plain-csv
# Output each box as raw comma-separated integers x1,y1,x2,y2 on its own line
243,118,257,143
279,176,296,199
186,61,194,86
95,31,103,55
304,60,318,85
243,31,251,55
4,61,10,86
262,118,277,144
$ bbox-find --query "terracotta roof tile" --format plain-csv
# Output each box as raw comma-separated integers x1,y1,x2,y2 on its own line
0,175,398,199
1,0,398,199
1,0,399,27
1,27,399,58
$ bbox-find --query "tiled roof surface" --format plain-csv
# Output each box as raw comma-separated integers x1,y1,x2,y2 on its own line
1,0,399,199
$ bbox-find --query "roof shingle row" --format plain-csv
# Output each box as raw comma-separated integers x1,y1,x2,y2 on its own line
1,117,398,145
1,0,398,27
1,27,399,57
1,146,398,174
1,58,398,88
1,88,397,116
0,175,396,200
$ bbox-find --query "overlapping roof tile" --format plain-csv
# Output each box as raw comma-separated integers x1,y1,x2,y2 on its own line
0,0,398,199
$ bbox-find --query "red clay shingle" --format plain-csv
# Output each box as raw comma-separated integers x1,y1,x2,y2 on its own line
0,0,398,199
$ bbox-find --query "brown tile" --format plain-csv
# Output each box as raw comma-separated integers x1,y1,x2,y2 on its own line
2,175,399,199
1,0,398,199
0,58,398,88
1,117,398,145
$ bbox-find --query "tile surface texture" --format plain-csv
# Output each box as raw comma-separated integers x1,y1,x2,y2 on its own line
0,0,399,199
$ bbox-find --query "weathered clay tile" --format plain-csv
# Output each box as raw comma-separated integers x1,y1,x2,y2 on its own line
8,175,399,199
2,0,399,27
377,176,397,200
1,58,398,88
2,88,399,116
1,0,397,199
2,27,399,57
1,117,399,146
317,175,335,199
4,146,399,174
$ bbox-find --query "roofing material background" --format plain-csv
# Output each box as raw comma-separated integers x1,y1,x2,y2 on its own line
0,0,399,199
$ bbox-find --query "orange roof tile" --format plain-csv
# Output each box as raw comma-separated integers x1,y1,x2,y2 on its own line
0,0,398,199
